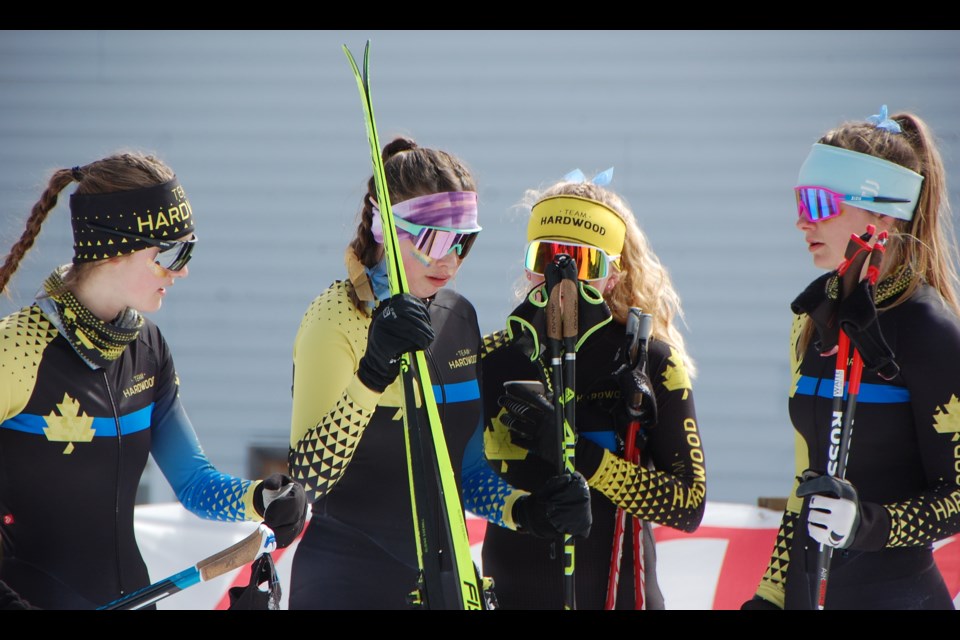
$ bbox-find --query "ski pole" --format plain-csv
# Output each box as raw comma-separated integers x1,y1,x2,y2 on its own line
808,326,851,610
821,231,887,609
544,254,579,610
801,227,885,610
808,229,870,610
629,311,652,610
604,311,638,611
836,234,888,483
604,308,652,610
98,523,276,610
558,255,579,611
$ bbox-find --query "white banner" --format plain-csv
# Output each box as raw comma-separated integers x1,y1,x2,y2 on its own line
134,502,960,610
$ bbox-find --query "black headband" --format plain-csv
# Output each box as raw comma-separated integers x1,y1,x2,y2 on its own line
70,177,195,263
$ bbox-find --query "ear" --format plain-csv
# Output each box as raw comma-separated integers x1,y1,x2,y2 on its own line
604,271,621,294
873,212,900,235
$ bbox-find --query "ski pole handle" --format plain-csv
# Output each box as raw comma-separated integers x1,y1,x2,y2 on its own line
99,524,276,610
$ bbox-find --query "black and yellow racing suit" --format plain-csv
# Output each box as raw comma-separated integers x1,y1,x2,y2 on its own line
0,303,261,610
288,281,483,609
754,283,960,610
462,283,706,609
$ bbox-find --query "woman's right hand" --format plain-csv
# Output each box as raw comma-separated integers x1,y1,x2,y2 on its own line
512,472,592,539
357,293,435,392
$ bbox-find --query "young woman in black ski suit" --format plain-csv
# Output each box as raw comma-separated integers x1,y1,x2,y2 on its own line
463,171,706,609
0,153,307,610
287,138,587,609
744,107,960,610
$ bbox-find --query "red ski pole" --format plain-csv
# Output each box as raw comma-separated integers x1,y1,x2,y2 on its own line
605,308,652,610
801,228,887,610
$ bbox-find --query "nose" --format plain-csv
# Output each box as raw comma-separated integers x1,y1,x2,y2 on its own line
435,251,460,270
169,264,189,279
796,215,815,232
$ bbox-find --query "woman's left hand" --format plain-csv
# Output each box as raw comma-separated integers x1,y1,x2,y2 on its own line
796,471,862,550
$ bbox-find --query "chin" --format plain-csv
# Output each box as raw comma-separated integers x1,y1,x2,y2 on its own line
412,288,439,299
813,255,838,271
410,281,441,298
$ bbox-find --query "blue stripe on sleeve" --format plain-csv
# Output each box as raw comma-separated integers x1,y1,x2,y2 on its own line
581,430,619,453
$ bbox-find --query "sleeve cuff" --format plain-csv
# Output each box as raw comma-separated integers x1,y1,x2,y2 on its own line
242,482,260,522
854,501,891,551
754,584,785,610
575,437,608,483
347,373,382,411
502,490,528,530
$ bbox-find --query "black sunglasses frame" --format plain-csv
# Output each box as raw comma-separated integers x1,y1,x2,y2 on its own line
85,222,197,272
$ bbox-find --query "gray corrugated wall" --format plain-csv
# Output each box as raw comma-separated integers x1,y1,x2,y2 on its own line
1,30,958,505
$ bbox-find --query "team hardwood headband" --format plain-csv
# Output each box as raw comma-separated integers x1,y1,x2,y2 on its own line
527,195,627,262
70,178,195,263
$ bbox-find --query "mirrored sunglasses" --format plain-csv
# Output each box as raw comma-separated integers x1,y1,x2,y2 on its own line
393,217,480,262
524,240,618,281
795,185,910,223
152,235,196,272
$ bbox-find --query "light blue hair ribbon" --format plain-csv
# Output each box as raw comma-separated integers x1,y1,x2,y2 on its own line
563,167,614,187
866,105,902,134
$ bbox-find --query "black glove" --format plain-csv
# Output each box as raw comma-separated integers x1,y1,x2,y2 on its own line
357,293,435,392
740,595,781,610
795,470,861,550
254,473,308,549
498,381,556,464
838,279,899,380
613,362,657,439
790,271,841,356
512,472,592,539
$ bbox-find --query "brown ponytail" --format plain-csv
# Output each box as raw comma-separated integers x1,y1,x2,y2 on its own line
0,169,75,295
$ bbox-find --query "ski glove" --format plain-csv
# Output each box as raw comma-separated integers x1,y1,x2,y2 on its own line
838,279,899,380
512,472,592,539
358,293,435,393
790,271,841,356
796,471,861,550
254,473,308,549
498,381,557,465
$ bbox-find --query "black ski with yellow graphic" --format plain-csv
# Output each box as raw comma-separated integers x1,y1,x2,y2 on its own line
342,40,485,610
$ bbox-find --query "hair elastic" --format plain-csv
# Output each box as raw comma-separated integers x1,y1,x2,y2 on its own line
866,105,902,134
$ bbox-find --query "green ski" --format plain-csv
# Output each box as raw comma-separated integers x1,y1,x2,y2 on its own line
342,40,485,611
